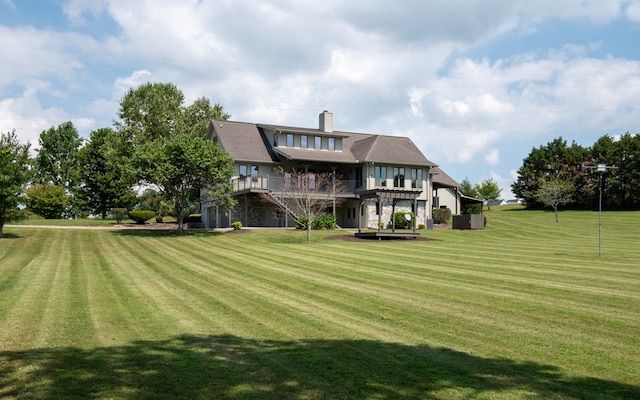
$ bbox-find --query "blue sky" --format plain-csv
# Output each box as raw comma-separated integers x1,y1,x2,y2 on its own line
2,1,640,199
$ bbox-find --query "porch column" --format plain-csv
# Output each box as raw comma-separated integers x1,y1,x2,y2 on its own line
391,199,396,233
244,193,248,227
377,195,382,232
331,165,336,217
357,199,363,234
413,197,418,233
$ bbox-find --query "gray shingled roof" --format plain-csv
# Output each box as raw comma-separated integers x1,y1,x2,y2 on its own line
208,120,278,163
431,166,460,188
209,119,436,167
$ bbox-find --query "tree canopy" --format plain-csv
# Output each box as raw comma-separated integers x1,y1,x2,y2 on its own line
78,128,137,218
475,179,501,210
0,130,31,237
130,132,234,234
34,121,83,188
117,82,234,234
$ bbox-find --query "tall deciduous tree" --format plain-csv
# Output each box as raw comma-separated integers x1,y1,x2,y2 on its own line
535,179,573,222
131,132,234,234
475,178,501,210
34,121,83,188
78,128,137,218
34,121,84,217
0,131,31,238
116,82,234,234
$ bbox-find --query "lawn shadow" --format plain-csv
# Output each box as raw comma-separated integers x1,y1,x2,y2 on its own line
1,334,637,399
0,232,22,239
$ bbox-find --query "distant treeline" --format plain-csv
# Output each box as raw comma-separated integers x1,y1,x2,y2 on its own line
512,133,640,210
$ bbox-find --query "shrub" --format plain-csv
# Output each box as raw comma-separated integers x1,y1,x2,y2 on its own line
231,221,242,230
295,216,309,230
433,208,452,224
393,211,414,229
111,208,128,224
312,214,337,230
418,223,426,230
25,184,67,219
128,210,156,224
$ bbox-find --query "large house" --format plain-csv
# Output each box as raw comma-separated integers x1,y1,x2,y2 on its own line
201,111,464,229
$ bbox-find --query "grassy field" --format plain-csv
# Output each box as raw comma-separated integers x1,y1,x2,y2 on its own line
0,207,638,399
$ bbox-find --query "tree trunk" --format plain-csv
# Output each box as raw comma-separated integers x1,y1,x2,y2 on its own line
306,223,311,242
175,205,185,235
554,205,559,222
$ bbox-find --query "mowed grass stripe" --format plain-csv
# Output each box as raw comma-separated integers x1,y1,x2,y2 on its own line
0,229,67,349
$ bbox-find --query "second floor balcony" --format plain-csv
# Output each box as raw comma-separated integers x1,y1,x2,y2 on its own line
231,175,426,196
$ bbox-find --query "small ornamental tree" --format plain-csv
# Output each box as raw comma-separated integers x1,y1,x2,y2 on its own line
535,179,573,222
261,168,344,242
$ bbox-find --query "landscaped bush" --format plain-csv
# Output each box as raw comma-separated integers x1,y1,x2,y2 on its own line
128,210,156,224
393,211,414,229
433,208,452,224
110,208,128,224
295,216,309,230
311,214,337,230
418,223,426,230
231,221,242,230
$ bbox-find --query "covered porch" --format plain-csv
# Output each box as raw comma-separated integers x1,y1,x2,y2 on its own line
355,188,423,240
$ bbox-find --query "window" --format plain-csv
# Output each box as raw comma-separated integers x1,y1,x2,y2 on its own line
239,164,247,178
393,167,405,188
328,137,335,150
251,165,259,182
411,168,423,188
286,133,294,147
375,166,387,187
314,136,322,150
300,135,308,148
355,167,363,188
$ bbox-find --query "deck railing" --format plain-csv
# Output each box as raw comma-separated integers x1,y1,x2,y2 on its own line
231,175,358,194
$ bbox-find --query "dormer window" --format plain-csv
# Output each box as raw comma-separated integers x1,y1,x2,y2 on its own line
286,133,294,147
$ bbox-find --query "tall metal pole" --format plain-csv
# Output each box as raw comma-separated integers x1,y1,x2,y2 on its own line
598,172,602,257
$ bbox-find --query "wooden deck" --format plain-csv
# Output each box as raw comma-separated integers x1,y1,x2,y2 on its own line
354,232,421,240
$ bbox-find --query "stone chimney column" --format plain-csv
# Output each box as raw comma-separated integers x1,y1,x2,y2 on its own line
319,110,333,133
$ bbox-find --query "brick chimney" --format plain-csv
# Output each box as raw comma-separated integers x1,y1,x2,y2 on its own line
319,110,333,133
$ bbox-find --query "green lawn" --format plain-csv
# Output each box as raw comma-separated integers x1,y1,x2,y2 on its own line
1,207,639,399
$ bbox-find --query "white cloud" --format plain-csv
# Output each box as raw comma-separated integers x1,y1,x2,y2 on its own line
627,1,640,21
62,0,107,25
0,89,77,148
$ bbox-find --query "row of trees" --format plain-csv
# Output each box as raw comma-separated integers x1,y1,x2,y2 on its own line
512,134,640,211
0,82,235,237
